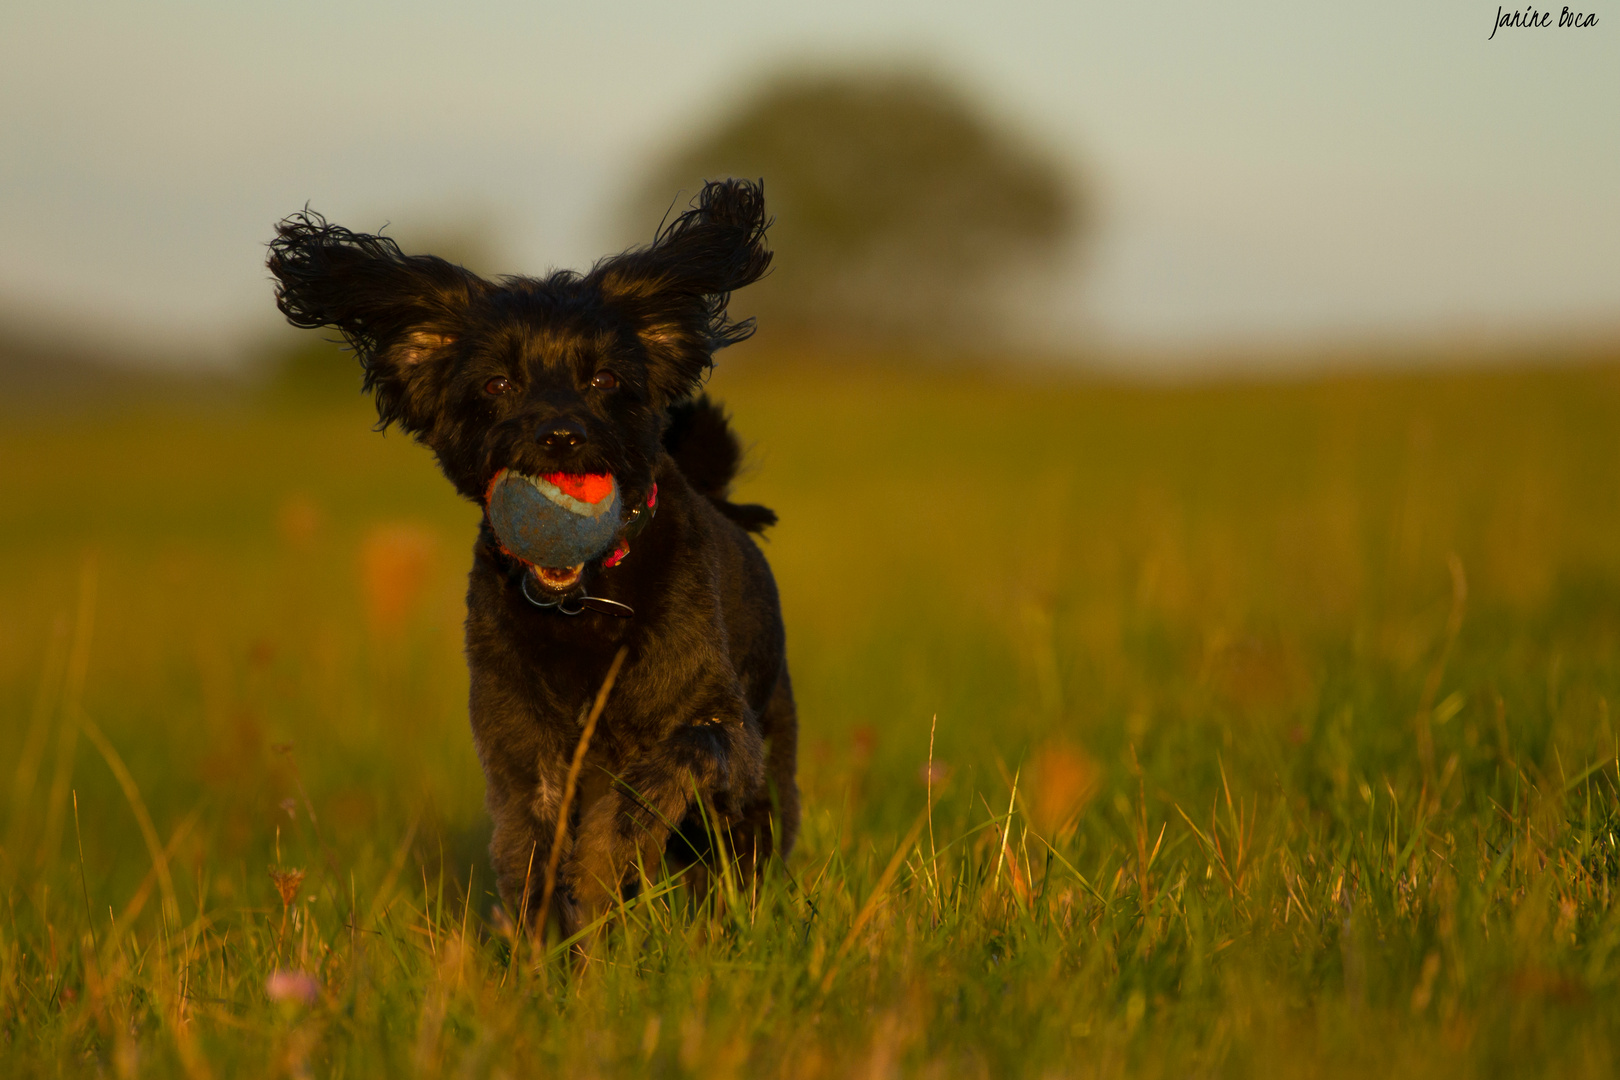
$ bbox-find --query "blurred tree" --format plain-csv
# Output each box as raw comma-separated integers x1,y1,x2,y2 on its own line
627,69,1082,347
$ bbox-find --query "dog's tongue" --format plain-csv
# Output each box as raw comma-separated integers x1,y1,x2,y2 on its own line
541,473,614,504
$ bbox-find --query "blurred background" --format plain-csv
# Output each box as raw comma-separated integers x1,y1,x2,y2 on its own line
2,0,1616,381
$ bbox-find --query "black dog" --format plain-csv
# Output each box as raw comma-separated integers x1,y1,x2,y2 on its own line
268,180,797,936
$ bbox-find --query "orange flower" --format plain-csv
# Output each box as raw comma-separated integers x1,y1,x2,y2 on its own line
359,523,439,633
269,866,306,908
1028,739,1101,834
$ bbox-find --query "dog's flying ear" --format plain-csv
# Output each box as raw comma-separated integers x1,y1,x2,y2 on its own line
268,211,487,433
589,179,772,402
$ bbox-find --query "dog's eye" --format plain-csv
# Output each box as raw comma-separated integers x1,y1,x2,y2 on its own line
590,370,619,391
484,376,512,396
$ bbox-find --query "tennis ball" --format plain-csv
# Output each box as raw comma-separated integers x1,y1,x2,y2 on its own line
485,470,621,569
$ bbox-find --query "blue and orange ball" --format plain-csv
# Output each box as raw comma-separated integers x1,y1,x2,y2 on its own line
485,470,621,569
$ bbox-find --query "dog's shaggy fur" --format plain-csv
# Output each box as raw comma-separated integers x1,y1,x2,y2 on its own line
268,180,797,935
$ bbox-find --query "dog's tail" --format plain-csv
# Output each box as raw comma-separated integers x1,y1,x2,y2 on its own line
663,395,777,534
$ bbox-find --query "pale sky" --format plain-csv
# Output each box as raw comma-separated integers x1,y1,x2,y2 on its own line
2,0,1616,369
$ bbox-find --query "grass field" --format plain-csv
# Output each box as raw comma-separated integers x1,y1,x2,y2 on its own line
4,356,1620,1077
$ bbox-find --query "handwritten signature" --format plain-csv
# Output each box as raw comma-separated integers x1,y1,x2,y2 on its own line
1490,6,1600,38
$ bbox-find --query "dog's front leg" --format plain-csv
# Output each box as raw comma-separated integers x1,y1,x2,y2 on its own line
484,754,581,935
566,705,766,919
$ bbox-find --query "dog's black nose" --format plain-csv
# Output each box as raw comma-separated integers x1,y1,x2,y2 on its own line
540,420,588,451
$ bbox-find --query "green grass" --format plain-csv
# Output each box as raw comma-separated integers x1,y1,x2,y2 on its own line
4,357,1620,1077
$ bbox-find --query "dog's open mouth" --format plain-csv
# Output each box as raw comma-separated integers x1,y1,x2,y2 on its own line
531,564,584,591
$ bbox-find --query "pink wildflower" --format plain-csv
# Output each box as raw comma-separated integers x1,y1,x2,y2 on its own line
266,970,319,1005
